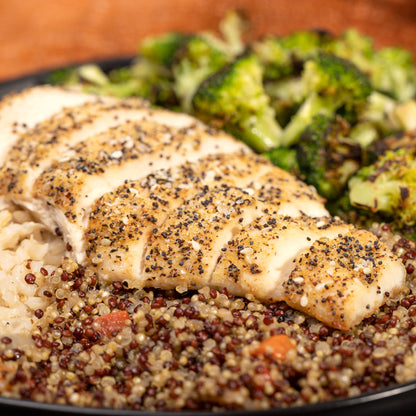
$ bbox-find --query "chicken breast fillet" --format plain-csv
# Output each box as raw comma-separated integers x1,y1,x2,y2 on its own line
284,229,405,329
86,152,328,284
0,86,406,330
33,120,246,261
0,97,198,225
212,215,404,330
0,85,104,165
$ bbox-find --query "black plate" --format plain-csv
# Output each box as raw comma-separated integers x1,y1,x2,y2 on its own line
0,59,415,416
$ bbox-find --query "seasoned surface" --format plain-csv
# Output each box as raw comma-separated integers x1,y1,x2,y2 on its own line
285,230,406,329
34,120,246,260
0,85,100,164
86,152,328,284
143,186,269,290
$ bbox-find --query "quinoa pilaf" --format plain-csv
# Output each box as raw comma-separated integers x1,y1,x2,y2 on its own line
0,219,414,411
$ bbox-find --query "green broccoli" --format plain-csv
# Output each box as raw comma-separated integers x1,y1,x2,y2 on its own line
296,114,362,200
302,52,372,117
172,36,229,111
138,32,232,110
140,32,189,66
136,12,245,112
46,67,80,86
192,54,282,153
48,64,111,90
48,64,152,99
349,122,379,150
129,58,178,105
264,77,305,126
74,60,176,103
263,146,299,174
330,30,416,102
252,30,333,80
367,131,416,164
327,29,375,72
370,47,416,102
357,93,416,145
278,53,372,146
133,32,191,105
278,92,337,146
349,150,416,226
358,91,401,135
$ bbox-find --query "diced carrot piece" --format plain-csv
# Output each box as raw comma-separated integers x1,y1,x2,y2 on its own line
95,310,130,337
255,334,295,361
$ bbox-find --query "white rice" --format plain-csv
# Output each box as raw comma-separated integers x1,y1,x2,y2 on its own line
0,198,65,342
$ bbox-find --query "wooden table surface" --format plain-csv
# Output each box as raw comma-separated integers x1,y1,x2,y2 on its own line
0,0,415,82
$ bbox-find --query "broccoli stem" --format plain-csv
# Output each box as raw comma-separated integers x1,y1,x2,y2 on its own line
234,107,282,153
279,94,336,146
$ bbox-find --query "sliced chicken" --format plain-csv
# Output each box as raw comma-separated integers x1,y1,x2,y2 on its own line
33,120,247,261
284,230,405,329
253,170,328,217
0,86,406,330
86,151,271,282
86,152,328,285
212,215,405,330
86,176,191,283
212,215,352,298
0,85,103,165
143,186,270,290
0,97,196,213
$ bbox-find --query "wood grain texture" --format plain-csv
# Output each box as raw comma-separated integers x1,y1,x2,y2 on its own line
0,0,415,81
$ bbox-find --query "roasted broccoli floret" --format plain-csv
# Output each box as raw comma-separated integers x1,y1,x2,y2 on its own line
134,32,191,105
349,150,416,226
140,32,189,66
201,10,246,58
264,146,299,174
135,13,245,110
296,114,362,200
330,30,416,102
358,91,401,135
192,54,282,152
370,47,416,102
253,30,333,80
50,64,152,99
278,53,372,146
357,92,416,143
302,52,372,117
48,64,111,90
264,77,305,126
328,29,375,71
367,131,416,164
132,32,230,107
75,60,175,103
139,31,233,109
278,92,337,146
171,36,228,111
